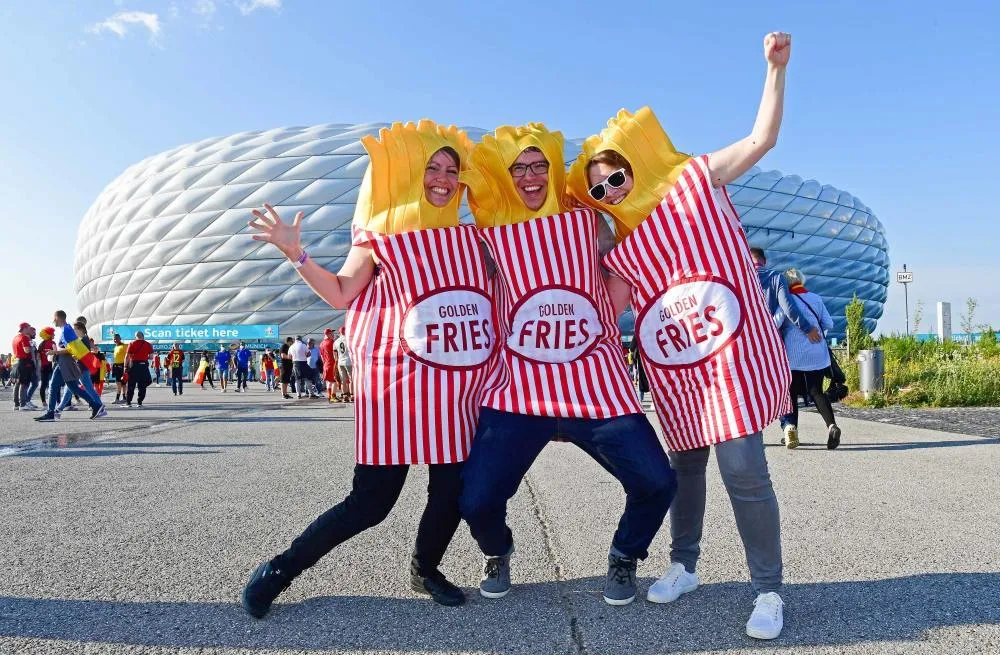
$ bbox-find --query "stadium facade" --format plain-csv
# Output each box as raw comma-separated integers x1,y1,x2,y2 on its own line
75,123,888,341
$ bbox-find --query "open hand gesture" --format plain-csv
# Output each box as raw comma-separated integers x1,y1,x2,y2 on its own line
764,32,791,67
248,203,304,259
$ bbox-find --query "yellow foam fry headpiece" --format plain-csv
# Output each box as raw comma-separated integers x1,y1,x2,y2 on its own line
462,123,569,227
353,120,474,234
567,107,691,241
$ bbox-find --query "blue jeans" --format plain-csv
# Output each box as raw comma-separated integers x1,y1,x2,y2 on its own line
47,366,101,414
460,408,676,559
668,432,782,593
170,369,184,394
25,370,40,403
59,371,100,410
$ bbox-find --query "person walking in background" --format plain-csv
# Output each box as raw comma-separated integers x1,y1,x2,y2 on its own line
235,342,252,392
629,339,650,406
123,331,154,407
0,354,9,388
90,345,107,397
57,320,103,413
24,326,42,409
11,322,35,411
306,338,323,399
779,269,841,450
214,346,230,393
34,310,107,421
279,337,294,399
333,327,353,403
167,343,185,396
152,352,162,386
199,351,216,390
750,248,821,345
260,348,276,392
37,327,55,406
111,333,128,404
288,335,310,399
319,328,337,403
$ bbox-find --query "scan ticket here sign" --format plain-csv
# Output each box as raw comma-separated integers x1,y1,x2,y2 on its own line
506,286,603,364
635,276,746,368
401,288,495,370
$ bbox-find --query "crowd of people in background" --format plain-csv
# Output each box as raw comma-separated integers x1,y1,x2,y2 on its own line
5,315,356,418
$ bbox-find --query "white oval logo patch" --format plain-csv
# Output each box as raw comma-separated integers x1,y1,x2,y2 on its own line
401,287,494,370
635,276,745,369
507,286,602,364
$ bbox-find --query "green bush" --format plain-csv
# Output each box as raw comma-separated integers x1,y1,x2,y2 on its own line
844,333,1000,408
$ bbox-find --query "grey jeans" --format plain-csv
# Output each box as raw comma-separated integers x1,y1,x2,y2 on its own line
668,432,782,593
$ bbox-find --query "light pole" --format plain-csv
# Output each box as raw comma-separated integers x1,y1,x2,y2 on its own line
896,265,913,335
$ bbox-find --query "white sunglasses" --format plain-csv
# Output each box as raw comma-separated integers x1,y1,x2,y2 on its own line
588,168,628,201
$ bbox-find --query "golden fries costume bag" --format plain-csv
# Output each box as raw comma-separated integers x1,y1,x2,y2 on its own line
465,124,640,418
347,121,495,465
568,108,791,451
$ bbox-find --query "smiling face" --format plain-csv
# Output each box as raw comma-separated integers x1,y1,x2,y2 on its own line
587,161,634,206
510,148,549,211
423,148,460,208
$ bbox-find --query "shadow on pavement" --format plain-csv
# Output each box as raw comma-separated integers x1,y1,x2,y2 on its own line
839,438,1000,452
16,449,224,458
1,572,997,653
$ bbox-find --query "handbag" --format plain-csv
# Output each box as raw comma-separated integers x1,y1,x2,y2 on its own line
797,295,847,386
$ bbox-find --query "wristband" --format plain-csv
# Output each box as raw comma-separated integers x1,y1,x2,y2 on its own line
292,250,309,269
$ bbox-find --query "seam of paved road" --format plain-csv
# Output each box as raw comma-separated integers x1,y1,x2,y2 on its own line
524,473,589,655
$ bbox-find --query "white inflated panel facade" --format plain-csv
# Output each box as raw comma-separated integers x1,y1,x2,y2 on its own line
76,124,887,341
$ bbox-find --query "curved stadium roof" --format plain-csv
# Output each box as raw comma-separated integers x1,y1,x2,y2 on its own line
75,123,887,341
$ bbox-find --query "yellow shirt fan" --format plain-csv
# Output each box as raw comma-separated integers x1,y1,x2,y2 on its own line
463,123,570,228
353,120,474,235
567,107,691,242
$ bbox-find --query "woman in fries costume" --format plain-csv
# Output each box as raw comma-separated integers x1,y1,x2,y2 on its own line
567,32,794,640
458,123,676,607
243,121,495,616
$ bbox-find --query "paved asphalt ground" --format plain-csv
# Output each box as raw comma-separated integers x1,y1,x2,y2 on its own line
1,384,998,654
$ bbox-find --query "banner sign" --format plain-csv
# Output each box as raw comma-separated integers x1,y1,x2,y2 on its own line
101,324,280,342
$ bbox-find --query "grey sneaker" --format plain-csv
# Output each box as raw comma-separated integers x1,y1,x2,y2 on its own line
603,547,637,606
479,545,513,598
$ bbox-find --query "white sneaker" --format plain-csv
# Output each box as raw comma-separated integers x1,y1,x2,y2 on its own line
646,562,699,603
746,591,784,640
23,401,40,410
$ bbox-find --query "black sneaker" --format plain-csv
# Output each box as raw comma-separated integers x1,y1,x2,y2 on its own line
34,412,56,422
241,560,292,619
603,547,637,606
827,424,842,450
410,569,465,607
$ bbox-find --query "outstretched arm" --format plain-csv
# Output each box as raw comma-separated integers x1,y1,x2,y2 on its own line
708,32,791,188
248,204,376,310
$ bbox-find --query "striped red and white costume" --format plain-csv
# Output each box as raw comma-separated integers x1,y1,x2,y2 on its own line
346,225,496,465
603,155,791,452
479,210,641,418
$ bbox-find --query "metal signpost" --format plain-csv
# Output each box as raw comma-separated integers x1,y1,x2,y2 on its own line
896,265,914,335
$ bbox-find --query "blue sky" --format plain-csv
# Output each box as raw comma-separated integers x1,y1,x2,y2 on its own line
1,1,998,338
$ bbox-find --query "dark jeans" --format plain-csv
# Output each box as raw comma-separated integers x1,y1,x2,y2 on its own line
293,362,310,394
272,463,464,579
12,361,33,407
236,365,248,390
787,369,836,428
170,368,184,394
125,362,152,405
39,366,52,405
460,408,675,559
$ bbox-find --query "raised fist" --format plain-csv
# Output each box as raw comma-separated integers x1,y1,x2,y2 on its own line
764,32,791,67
